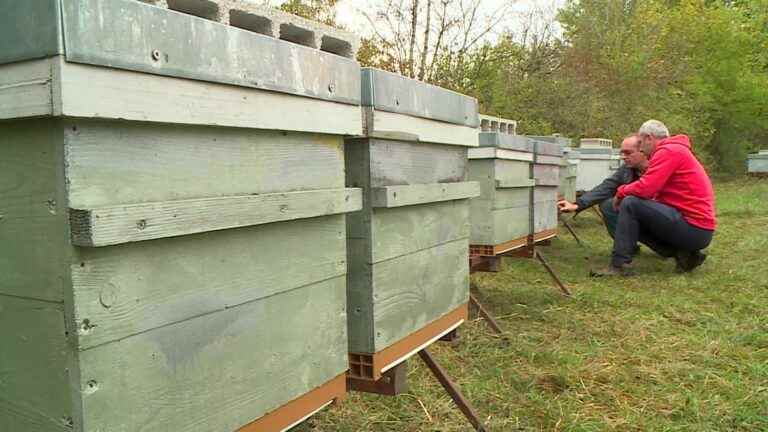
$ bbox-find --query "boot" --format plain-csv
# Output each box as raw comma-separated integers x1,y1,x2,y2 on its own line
590,263,635,277
675,251,707,273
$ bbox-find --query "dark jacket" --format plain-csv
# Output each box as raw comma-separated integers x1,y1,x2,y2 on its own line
575,164,640,210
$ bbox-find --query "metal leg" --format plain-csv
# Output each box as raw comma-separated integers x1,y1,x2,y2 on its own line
418,349,487,432
560,217,584,247
535,250,572,297
469,293,505,337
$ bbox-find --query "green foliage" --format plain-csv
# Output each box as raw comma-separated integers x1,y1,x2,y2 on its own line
278,0,340,27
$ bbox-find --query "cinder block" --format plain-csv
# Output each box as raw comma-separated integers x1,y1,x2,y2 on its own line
479,114,517,135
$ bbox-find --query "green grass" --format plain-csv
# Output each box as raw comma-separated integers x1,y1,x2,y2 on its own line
303,178,768,432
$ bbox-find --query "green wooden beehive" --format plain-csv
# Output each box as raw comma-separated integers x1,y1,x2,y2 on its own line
560,148,581,202
468,128,536,255
748,150,768,175
345,68,479,381
0,1,364,431
531,138,564,242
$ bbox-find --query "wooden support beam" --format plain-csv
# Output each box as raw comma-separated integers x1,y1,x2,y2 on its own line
494,178,536,189
70,188,362,247
370,182,480,208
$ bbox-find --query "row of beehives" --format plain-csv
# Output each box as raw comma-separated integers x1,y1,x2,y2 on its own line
0,1,606,431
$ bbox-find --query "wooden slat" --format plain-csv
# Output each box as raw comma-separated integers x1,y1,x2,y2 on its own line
495,178,535,189
370,182,479,208
369,109,479,147
468,146,534,161
0,59,54,120
70,188,362,247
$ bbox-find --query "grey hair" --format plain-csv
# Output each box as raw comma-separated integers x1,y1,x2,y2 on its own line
638,119,670,138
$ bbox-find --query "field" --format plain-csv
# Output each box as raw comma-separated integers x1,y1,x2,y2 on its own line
304,178,768,431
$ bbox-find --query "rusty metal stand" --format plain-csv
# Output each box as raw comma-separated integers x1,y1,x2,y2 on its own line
560,216,584,247
534,248,572,297
469,293,505,337
418,348,487,432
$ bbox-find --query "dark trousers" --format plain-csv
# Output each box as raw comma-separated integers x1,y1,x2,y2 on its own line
612,196,714,267
599,198,619,238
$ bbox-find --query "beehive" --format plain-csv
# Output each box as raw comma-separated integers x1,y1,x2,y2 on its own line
469,125,536,255
531,139,564,242
345,68,479,381
0,1,362,431
747,150,768,175
577,138,614,191
560,148,581,202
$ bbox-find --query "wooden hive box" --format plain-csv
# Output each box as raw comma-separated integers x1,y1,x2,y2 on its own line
345,68,480,381
0,1,363,431
531,139,564,242
560,148,580,202
577,138,614,191
468,126,535,255
747,150,768,175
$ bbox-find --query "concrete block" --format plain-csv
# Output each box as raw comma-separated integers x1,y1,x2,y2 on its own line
580,138,613,148
479,114,517,135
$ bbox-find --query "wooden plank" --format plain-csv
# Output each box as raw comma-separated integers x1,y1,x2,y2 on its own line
70,188,361,247
0,120,71,302
534,186,559,233
0,295,72,432
534,164,560,187
369,110,479,147
0,59,54,120
70,215,346,349
75,276,348,432
56,60,362,135
370,200,470,263
370,182,479,208
369,139,468,187
495,179,536,189
371,238,470,353
64,120,346,209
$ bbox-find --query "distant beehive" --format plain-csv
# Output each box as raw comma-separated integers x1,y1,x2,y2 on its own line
608,149,622,174
469,127,535,254
747,150,768,175
0,1,362,431
577,138,614,191
345,68,479,381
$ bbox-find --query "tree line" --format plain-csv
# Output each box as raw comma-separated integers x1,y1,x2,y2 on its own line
280,0,768,173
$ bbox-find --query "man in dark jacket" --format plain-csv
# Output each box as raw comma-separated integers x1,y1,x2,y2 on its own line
558,134,648,237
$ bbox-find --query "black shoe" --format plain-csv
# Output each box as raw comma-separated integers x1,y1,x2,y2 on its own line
590,263,635,277
675,251,707,273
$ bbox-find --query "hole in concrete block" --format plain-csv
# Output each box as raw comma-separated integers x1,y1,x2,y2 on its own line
229,10,274,36
481,119,490,132
167,0,220,22
500,123,508,134
490,121,499,132
321,35,353,58
279,23,316,48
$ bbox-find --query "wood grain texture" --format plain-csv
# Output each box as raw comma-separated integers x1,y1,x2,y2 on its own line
534,186,559,233
71,215,346,350
369,110,479,147
0,295,72,432
76,277,348,432
368,139,468,187
64,120,346,209
533,164,560,187
370,200,470,263
0,120,71,301
370,182,479,208
57,60,362,135
0,59,54,119
371,238,469,353
468,147,534,161
70,188,361,247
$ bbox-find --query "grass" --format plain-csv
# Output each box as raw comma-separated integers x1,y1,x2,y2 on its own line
302,177,768,431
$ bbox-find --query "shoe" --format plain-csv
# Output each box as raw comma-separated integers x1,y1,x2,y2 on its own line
590,263,635,277
675,251,707,273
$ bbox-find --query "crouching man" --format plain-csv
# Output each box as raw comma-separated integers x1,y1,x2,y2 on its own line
558,134,648,237
592,120,716,276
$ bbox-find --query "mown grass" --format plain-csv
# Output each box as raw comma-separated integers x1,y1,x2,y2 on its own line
304,177,768,431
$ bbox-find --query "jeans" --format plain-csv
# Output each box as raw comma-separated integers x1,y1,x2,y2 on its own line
612,196,714,267
599,198,619,238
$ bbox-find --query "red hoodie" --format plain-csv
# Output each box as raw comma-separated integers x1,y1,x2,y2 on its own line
616,135,716,230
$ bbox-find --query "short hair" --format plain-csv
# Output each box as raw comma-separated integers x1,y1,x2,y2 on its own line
622,133,640,148
639,120,670,138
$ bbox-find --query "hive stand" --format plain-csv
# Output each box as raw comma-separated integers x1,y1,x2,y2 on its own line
344,68,487,431
0,1,362,431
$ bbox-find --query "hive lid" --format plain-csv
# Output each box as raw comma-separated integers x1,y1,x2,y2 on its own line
528,137,563,157
1,0,362,105
750,151,768,159
478,133,533,152
361,68,479,127
528,135,573,148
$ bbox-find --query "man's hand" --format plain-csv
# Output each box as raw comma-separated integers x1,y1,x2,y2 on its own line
558,200,579,213
612,196,621,211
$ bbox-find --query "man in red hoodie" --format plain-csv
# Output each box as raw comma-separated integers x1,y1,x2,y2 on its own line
592,119,716,276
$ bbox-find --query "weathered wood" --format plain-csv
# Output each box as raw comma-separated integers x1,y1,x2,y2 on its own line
0,295,72,432
468,146,533,161
496,178,536,189
370,182,479,208
70,216,346,349
370,200,470,263
70,188,361,247
56,59,362,135
368,109,479,147
370,238,470,353
74,276,348,432
0,120,71,302
0,0,62,64
64,120,346,209
368,139,468,186
0,59,54,119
